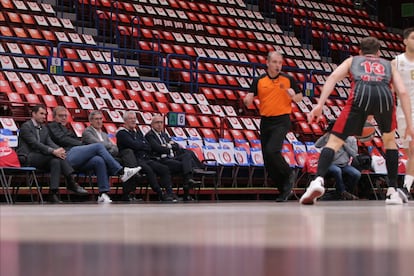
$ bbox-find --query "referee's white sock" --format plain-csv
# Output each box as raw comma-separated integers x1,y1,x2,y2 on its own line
403,174,414,191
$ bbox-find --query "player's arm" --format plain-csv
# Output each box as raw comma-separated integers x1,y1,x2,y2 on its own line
244,77,259,107
391,63,414,138
308,57,352,123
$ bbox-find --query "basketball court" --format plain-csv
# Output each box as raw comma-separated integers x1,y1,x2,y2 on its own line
1,201,413,276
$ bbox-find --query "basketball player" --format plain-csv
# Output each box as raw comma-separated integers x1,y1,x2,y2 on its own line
393,27,414,202
302,36,414,205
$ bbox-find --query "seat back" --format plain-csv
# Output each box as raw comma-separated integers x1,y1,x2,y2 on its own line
250,147,264,166
234,147,249,166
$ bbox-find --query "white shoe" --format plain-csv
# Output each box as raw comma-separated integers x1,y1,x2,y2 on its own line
97,193,112,203
300,176,325,205
120,166,142,182
385,190,403,205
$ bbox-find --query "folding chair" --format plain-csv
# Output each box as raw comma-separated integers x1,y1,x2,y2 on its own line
249,147,267,187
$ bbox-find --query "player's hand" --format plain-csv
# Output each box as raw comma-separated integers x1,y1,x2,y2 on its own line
404,126,414,142
307,105,323,123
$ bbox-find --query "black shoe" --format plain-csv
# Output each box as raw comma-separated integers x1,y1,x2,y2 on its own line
67,183,89,195
276,177,293,202
340,191,359,200
49,194,63,204
161,193,178,203
183,195,195,202
276,190,292,202
121,193,142,202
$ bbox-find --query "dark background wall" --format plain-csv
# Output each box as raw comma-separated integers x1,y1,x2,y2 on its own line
377,0,413,30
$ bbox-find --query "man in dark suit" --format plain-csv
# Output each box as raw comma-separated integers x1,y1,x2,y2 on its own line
17,104,88,203
116,111,177,202
145,114,204,201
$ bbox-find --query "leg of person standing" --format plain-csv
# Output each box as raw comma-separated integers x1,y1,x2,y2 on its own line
260,115,292,202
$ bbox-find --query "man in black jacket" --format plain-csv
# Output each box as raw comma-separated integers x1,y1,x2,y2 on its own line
47,106,141,203
116,111,177,202
145,114,203,201
17,104,87,203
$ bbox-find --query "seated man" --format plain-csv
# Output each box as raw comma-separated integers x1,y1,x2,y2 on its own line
82,110,118,157
315,120,360,200
145,114,203,201
17,104,87,203
82,110,138,202
116,111,177,202
47,106,141,203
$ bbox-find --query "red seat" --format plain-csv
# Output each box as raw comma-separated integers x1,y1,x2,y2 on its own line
199,115,215,128
35,46,50,56
12,81,30,94
71,62,86,73
140,90,155,102
113,80,126,91
23,93,41,105
41,30,56,41
230,129,246,141
27,29,43,40
13,27,28,38
63,48,78,59
71,122,86,138
85,63,100,75
212,88,226,100
42,95,58,107
201,87,215,100
84,78,99,88
126,90,140,102
0,80,12,93
61,96,79,109
199,128,217,140
0,26,13,37
178,103,194,114
244,130,258,142
186,114,200,127
154,102,169,113
298,121,313,135
29,83,47,95
169,103,184,113
140,101,154,112
99,79,114,89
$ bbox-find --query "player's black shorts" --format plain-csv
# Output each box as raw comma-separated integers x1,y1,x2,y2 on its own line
331,81,396,140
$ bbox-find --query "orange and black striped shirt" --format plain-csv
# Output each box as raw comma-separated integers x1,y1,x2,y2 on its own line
250,73,300,117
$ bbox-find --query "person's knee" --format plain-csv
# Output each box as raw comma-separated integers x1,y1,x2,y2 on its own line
382,132,397,149
90,156,105,167
50,158,62,169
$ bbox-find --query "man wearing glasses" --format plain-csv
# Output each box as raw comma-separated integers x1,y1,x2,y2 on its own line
82,110,118,157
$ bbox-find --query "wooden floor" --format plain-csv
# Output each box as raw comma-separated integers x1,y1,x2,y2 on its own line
1,201,413,276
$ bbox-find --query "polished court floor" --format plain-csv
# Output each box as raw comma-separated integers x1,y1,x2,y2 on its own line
1,201,413,276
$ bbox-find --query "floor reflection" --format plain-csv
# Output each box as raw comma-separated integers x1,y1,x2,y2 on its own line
1,239,412,276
